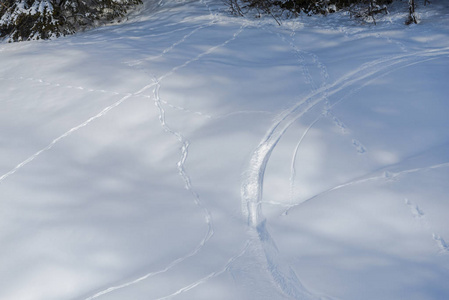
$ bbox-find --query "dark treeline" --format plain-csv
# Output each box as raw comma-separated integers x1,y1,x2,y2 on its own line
226,0,428,25
0,0,432,42
0,0,141,42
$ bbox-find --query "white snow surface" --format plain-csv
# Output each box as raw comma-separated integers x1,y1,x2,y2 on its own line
1,1,449,299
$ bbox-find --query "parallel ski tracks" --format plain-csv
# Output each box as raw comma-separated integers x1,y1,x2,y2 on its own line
243,45,449,225
2,4,449,299
241,45,449,299
242,46,449,223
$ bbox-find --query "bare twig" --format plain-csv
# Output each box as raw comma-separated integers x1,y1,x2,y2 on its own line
0,1,10,9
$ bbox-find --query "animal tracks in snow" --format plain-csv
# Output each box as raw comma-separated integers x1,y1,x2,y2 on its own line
352,139,367,154
0,21,246,185
2,2,449,299
152,75,214,245
3,23,246,299
405,198,425,220
241,44,449,297
83,22,247,300
245,46,449,223
405,198,449,255
433,234,449,254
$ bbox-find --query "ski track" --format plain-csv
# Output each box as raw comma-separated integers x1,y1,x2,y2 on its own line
124,20,217,118
281,161,449,214
0,19,245,184
125,21,216,66
84,4,245,298
83,21,246,300
137,94,274,120
100,23,207,42
0,76,124,96
154,241,250,300
1,14,243,297
215,109,274,119
272,27,334,206
0,93,134,184
287,45,449,196
151,95,213,119
158,25,246,82
1,3,448,299
264,27,322,207
238,19,335,300
289,117,321,205
241,44,449,298
243,46,449,224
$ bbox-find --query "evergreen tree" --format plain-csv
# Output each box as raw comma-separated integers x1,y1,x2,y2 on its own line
0,0,141,42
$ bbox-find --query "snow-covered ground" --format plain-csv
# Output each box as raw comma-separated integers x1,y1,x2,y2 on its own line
1,1,449,299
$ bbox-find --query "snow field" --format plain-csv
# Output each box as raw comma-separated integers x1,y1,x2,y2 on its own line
1,0,449,299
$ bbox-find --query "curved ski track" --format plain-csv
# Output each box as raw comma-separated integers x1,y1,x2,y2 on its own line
243,46,449,226
241,44,449,299
2,2,449,299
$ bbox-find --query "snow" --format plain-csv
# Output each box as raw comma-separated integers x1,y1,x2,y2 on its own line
1,1,449,299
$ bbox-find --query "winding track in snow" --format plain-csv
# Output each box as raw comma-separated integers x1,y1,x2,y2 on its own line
0,10,246,298
83,17,247,300
154,241,250,300
126,21,217,66
0,92,134,184
280,30,331,205
241,46,449,299
289,117,321,205
0,24,245,185
279,161,449,214
242,46,449,226
0,76,125,96
83,76,218,300
2,4,449,299
263,24,331,207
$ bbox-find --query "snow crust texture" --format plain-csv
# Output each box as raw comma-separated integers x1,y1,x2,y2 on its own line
1,1,449,300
